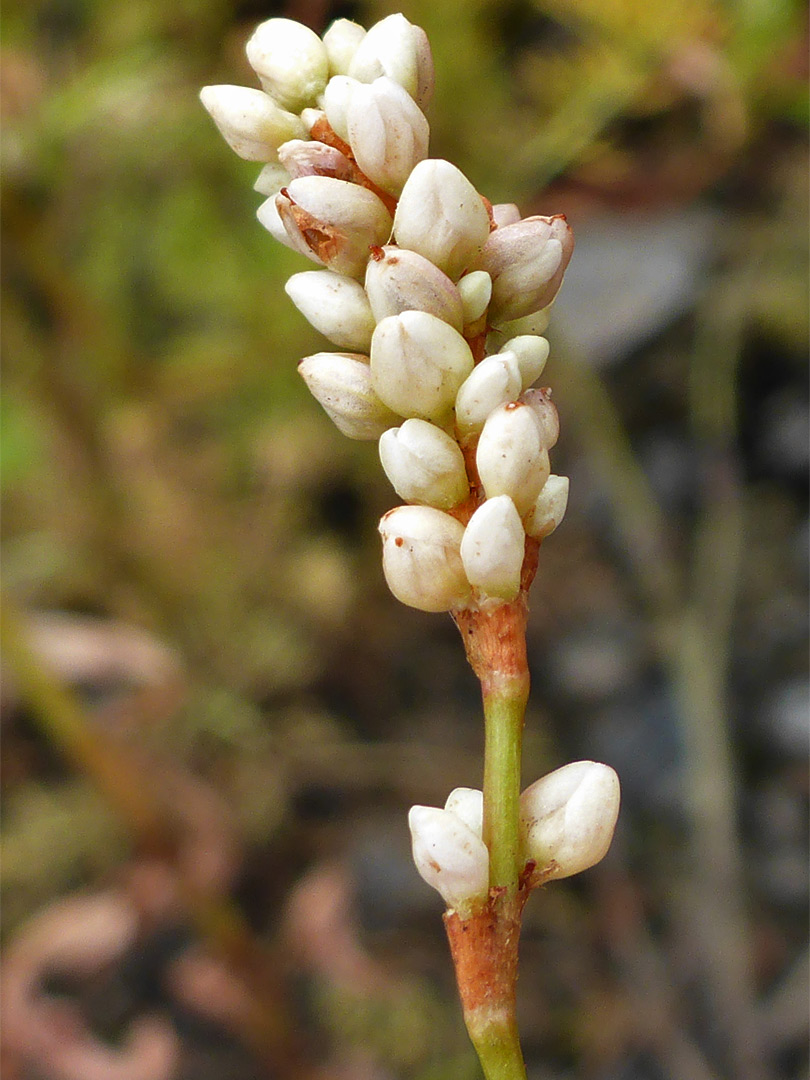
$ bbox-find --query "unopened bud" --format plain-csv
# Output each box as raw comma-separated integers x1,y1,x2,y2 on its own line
275,176,393,279
491,203,522,228
499,335,549,390
379,419,468,509
379,505,472,612
254,162,290,196
370,311,474,422
521,387,559,449
520,761,620,881
394,160,491,282
277,139,354,181
458,271,492,327
322,19,366,76
364,247,463,331
349,14,434,109
476,402,550,515
321,75,360,142
525,475,569,540
444,787,483,838
246,18,329,113
454,353,522,439
460,495,525,602
346,77,429,195
496,308,551,338
299,352,399,439
199,85,306,161
478,215,574,324
408,804,489,911
285,271,375,351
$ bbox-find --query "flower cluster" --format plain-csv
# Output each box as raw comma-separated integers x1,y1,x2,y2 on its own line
409,762,621,912
200,13,573,614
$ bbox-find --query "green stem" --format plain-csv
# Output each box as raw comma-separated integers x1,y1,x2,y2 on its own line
482,674,529,892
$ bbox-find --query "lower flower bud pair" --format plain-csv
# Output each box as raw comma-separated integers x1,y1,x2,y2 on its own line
408,762,620,911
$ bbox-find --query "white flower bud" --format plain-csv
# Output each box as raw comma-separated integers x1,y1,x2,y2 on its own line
246,18,329,113
458,271,492,327
275,176,393,279
460,496,525,602
370,311,474,422
408,804,489,910
525,475,569,540
277,139,354,181
379,505,472,612
379,419,469,509
349,14,434,109
199,85,306,161
491,203,522,228
346,77,429,195
254,162,290,196
454,353,522,439
478,215,574,324
364,247,463,330
300,107,326,133
521,387,560,449
499,335,549,390
394,160,491,282
476,402,550,516
321,75,360,142
285,271,375,351
520,761,620,881
299,352,399,439
496,308,550,338
444,787,483,838
322,19,366,76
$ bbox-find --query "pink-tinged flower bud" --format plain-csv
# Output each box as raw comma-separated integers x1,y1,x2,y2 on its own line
370,311,474,422
254,162,290,196
346,77,429,195
379,505,472,612
444,787,483,837
408,804,489,910
460,495,525,602
275,176,393,279
349,14,434,109
491,203,522,227
285,271,375,351
322,19,366,76
521,387,560,449
277,139,354,181
246,18,329,113
321,75,359,142
478,215,574,324
525,475,569,540
394,160,491,282
454,353,522,439
476,401,550,516
500,335,550,389
458,271,492,327
364,247,463,330
379,419,468,509
520,761,620,881
199,86,306,161
299,352,400,439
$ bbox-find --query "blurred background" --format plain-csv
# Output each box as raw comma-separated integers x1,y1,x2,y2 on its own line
1,1,808,1078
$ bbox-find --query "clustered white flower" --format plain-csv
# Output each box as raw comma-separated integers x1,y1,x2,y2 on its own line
202,14,619,911
201,13,573,616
